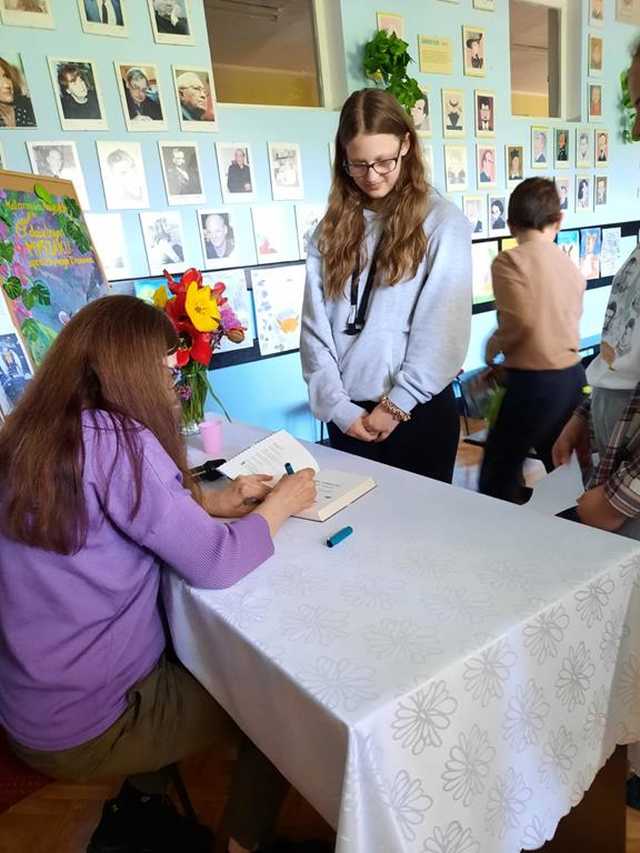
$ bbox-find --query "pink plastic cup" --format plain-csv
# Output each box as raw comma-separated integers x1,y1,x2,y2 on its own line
199,417,223,456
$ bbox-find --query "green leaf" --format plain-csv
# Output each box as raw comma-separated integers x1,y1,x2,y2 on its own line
22,289,36,310
3,275,22,300
29,280,51,306
33,184,53,205
20,318,40,343
0,241,14,263
63,196,81,219
0,204,12,229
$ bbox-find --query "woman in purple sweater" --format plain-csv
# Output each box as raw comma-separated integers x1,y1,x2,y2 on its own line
0,296,316,853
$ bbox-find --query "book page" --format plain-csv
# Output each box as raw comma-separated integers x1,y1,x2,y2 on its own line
219,430,319,481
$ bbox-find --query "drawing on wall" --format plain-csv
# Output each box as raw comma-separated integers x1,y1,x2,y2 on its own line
251,205,294,264
96,140,149,210
463,194,488,238
411,88,431,137
442,89,465,138
615,0,640,23
27,141,90,211
600,227,622,277
268,142,304,201
202,270,254,354
474,90,495,137
0,331,32,415
463,27,485,77
48,57,108,132
418,35,453,75
595,130,609,166
198,208,246,269
588,34,603,76
588,83,603,121
590,0,604,25
376,12,404,38
215,143,256,204
531,126,549,168
0,53,37,128
115,62,166,131
173,65,218,132
476,144,497,189
444,145,468,192
159,142,205,206
576,127,594,168
140,211,185,275
576,175,593,211
595,175,608,207
250,265,306,356
77,0,128,37
506,145,523,185
0,0,54,28
421,143,434,184
555,176,571,212
295,203,325,259
84,212,131,281
557,230,581,269
471,241,499,304
148,0,194,45
488,194,508,236
554,128,570,168
580,226,602,280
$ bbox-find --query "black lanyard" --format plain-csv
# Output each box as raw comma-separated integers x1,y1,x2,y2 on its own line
345,245,379,336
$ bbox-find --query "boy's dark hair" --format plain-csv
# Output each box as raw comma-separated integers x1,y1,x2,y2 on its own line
507,178,561,231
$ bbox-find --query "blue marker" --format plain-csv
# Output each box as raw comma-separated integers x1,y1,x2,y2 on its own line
326,526,353,548
284,462,295,475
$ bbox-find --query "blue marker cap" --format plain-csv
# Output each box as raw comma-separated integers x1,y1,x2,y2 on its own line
284,462,294,475
326,525,353,548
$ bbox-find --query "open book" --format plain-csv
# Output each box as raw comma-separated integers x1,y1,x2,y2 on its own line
219,430,376,522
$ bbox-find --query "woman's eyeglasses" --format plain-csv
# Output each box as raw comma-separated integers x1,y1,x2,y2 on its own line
343,144,402,178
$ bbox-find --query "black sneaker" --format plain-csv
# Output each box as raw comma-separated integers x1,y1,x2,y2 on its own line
86,782,214,853
627,774,640,810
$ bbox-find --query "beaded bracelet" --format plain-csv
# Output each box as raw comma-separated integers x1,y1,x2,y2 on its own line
380,395,411,423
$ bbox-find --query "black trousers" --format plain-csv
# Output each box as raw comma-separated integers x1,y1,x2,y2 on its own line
327,384,459,482
479,363,586,503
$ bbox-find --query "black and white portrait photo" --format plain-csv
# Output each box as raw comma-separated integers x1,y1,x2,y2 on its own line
149,0,194,45
49,58,108,131
173,65,217,131
116,62,166,131
0,54,37,128
215,142,255,203
96,140,150,210
268,142,304,201
140,211,186,275
0,0,54,29
78,0,128,37
0,333,32,414
27,141,91,209
84,213,131,280
159,142,205,205
198,209,240,268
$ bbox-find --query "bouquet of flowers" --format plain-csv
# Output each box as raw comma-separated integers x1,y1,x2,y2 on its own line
154,267,245,431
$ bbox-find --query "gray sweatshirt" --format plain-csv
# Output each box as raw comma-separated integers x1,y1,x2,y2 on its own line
300,193,473,432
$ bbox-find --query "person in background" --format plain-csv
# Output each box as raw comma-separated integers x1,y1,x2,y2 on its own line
0,295,319,853
0,57,36,127
479,178,586,503
301,88,472,482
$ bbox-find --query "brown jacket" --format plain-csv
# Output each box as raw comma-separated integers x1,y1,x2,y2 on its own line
486,239,586,370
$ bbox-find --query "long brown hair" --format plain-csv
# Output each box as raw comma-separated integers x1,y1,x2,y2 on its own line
319,88,429,299
0,295,196,555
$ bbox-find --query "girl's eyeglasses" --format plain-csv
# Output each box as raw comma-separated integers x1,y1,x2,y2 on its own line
343,144,402,178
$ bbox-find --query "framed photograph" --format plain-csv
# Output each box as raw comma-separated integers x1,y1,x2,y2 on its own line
0,0,53,27
251,205,295,264
615,0,638,22
588,34,603,76
295,203,325,259
159,142,205,205
173,65,217,132
576,174,593,211
554,128,570,168
476,144,497,189
580,227,602,279
84,212,131,280
48,58,108,131
442,89,465,138
376,12,404,38
474,90,495,137
555,176,571,212
268,142,304,201
77,0,127,37
140,211,185,275
463,194,488,238
530,126,549,168
0,53,37,127
473,0,495,9
418,35,453,75
115,62,166,131
595,129,609,166
147,0,194,45
590,0,604,25
197,208,243,269
411,88,432,137
215,142,256,204
506,145,524,186
488,193,508,236
26,140,90,210
576,127,594,168
595,175,608,207
421,143,434,185
0,332,33,416
463,26,485,77
0,142,5,169
444,145,468,192
588,83,603,121
96,140,149,210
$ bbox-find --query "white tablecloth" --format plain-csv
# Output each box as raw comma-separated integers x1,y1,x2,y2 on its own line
165,422,640,853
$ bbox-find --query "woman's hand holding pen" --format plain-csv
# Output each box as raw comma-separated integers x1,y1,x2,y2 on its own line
203,474,273,518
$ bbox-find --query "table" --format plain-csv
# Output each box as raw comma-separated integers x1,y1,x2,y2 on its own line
165,422,640,853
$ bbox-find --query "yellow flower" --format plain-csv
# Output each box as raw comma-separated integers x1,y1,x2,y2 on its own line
185,281,220,332
153,286,168,309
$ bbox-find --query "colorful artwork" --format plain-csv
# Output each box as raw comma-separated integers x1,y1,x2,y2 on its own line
600,227,622,277
471,240,498,304
251,265,305,355
580,227,602,280
557,230,580,269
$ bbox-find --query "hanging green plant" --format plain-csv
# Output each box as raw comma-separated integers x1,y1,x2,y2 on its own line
362,29,422,114
620,69,637,143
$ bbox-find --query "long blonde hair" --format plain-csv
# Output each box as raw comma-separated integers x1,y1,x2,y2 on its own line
319,89,429,299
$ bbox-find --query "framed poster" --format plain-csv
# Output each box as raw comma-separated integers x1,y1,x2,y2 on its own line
463,194,488,238
48,57,108,132
475,90,495,137
531,126,549,168
595,130,609,167
554,128,570,168
476,144,497,189
588,34,603,76
576,175,593,211
444,145,468,192
463,27,485,77
576,127,594,168
488,193,508,237
506,145,524,186
442,89,465,138
588,83,603,121
418,35,453,75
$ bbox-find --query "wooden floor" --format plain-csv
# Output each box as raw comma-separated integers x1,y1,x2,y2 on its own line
0,419,638,853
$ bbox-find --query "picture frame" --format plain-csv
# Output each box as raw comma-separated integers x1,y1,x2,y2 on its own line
268,142,304,202
462,26,486,77
115,61,167,132
444,145,468,192
576,127,594,168
411,87,432,137
84,212,131,280
147,0,194,45
96,140,149,210
615,0,637,24
140,210,186,276
588,83,603,121
197,208,244,269
0,53,37,128
441,89,465,138
173,64,218,132
595,129,609,167
594,175,608,207
0,0,54,28
554,128,570,168
421,143,435,185
215,142,256,204
473,0,495,10
463,193,488,238
26,140,90,210
474,90,495,138
530,125,549,168
295,203,325,259
505,145,524,186
488,193,508,237
588,34,603,76
376,11,404,38
158,141,205,206
77,0,128,38
555,176,572,213
418,35,453,75
575,174,593,211
48,57,108,132
0,142,5,169
476,143,497,189
251,205,296,264
590,0,604,26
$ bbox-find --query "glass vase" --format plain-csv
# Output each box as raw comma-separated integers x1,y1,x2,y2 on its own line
178,362,209,435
